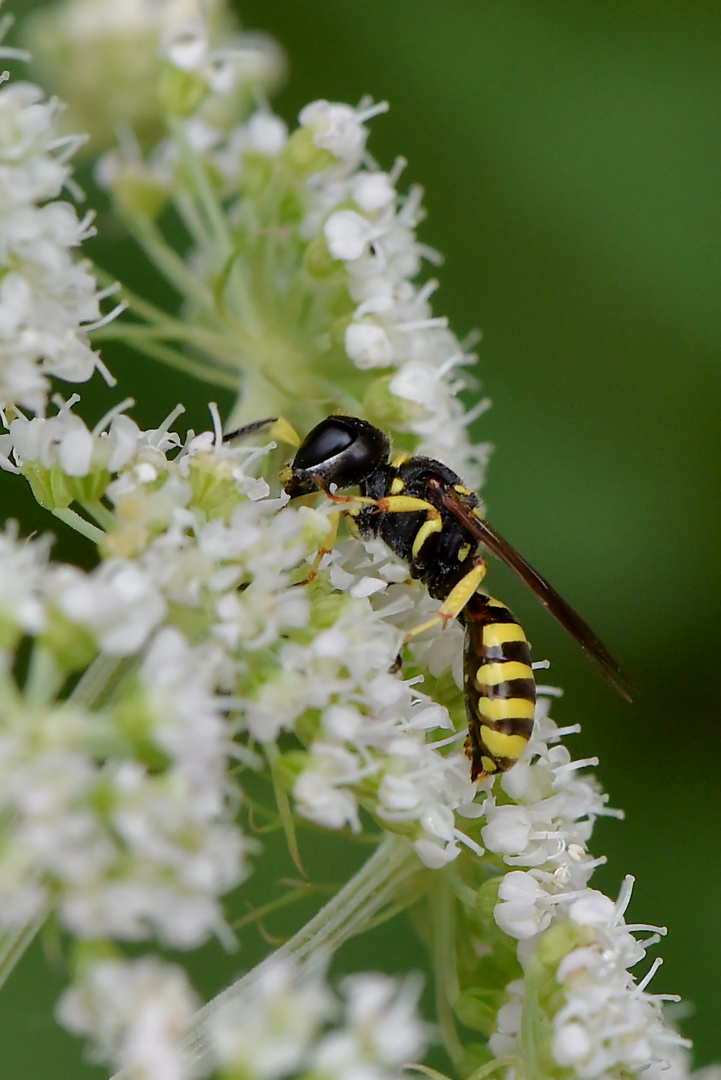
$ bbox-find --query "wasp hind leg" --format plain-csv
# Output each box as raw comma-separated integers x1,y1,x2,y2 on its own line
402,557,488,643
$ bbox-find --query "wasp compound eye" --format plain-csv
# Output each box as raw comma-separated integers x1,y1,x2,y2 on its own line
293,419,354,470
282,416,391,498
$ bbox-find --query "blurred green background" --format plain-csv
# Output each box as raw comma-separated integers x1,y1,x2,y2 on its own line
2,0,720,1074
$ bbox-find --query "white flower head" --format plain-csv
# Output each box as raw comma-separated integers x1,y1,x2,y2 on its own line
57,955,200,1079
206,959,426,1080
207,958,336,1079
0,75,117,412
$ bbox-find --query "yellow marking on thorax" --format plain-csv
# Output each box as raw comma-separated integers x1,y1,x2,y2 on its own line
477,696,536,722
412,515,444,558
472,507,486,521
454,484,473,496
457,543,471,562
481,755,497,775
476,661,534,686
481,622,528,648
391,451,412,468
381,494,436,514
480,728,530,760
389,476,405,494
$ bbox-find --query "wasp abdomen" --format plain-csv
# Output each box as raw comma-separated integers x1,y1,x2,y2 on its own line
463,595,536,780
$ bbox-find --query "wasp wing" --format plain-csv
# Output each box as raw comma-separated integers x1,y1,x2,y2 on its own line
438,485,634,701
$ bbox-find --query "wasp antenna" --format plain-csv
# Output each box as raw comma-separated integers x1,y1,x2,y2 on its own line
223,417,301,447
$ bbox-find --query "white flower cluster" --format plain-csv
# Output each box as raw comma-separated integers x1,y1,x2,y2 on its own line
491,889,690,1079
483,700,616,941
0,72,115,413
161,6,285,109
1,394,138,480
57,955,200,1080
299,99,487,480
3,403,700,1076
550,886,685,1077
206,959,427,1080
0,529,248,945
58,954,426,1080
0,398,481,880
0,518,51,642
257,530,479,867
95,29,487,484
480,705,693,1077
25,0,284,153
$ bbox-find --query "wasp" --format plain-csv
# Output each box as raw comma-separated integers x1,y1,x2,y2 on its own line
227,415,631,780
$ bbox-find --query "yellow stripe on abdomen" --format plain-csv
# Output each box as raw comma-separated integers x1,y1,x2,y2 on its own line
481,622,528,648
480,727,531,760
477,696,536,722
476,660,534,686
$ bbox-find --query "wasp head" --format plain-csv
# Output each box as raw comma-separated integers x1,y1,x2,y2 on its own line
281,415,390,498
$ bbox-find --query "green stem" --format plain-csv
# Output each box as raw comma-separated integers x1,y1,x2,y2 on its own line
110,834,422,1080
521,955,551,1080
129,216,217,315
229,882,326,932
95,331,240,390
431,873,465,1071
0,909,47,993
68,654,127,710
93,267,256,363
94,319,241,364
168,116,233,262
24,644,64,708
52,508,105,544
465,1057,522,1080
266,742,303,875
80,501,116,532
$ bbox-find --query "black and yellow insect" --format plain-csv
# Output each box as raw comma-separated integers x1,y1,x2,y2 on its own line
228,415,631,780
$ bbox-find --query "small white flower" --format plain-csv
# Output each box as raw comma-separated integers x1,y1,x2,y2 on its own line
246,110,288,156
351,171,396,214
315,972,426,1071
482,804,533,854
299,99,388,170
345,321,396,368
494,870,555,939
294,745,364,833
0,522,50,640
